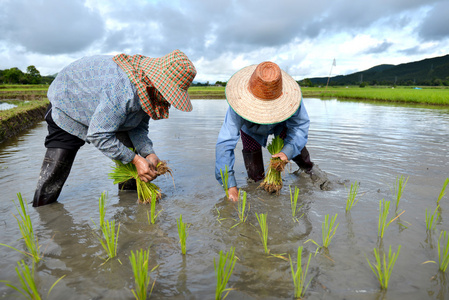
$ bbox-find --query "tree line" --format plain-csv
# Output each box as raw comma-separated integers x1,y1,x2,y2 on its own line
0,66,55,85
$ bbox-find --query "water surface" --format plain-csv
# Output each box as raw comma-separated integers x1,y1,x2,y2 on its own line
0,99,448,299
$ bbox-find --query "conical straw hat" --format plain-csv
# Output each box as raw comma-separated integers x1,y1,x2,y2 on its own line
225,61,301,124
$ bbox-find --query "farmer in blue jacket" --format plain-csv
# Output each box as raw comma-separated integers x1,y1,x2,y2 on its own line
215,61,314,201
33,50,196,207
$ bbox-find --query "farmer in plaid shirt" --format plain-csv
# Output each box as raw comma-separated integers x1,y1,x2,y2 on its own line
33,50,196,207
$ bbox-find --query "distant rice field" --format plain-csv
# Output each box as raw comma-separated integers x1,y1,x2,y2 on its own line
301,86,449,106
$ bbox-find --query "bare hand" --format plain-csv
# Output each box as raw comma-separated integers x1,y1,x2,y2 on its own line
132,154,158,182
145,153,160,171
228,186,239,202
272,151,288,161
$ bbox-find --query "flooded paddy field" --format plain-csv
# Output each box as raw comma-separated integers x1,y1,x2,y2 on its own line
0,98,448,299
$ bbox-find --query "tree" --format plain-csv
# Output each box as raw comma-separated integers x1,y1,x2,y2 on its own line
3,68,24,84
26,65,42,84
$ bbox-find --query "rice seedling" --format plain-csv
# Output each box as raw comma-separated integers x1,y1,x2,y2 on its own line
322,214,339,248
91,192,121,263
98,219,121,263
177,215,190,255
345,181,360,212
392,175,409,212
437,178,449,205
220,165,229,198
98,191,107,228
147,193,162,225
289,185,303,221
214,247,237,300
230,190,249,229
425,205,440,231
378,199,391,239
366,245,401,290
109,160,161,203
437,231,449,272
289,246,312,299
0,193,42,263
0,260,65,300
129,248,158,300
255,213,269,254
259,136,287,194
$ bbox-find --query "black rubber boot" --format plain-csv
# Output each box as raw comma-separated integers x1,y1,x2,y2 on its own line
242,148,265,182
116,132,137,191
292,146,314,173
33,148,78,207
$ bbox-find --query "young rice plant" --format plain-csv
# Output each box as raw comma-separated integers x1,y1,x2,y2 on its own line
220,165,230,199
392,175,409,212
290,185,303,221
425,205,440,231
366,245,401,290
345,181,360,212
177,215,189,255
322,214,339,248
214,247,237,300
147,193,162,225
129,248,158,300
0,193,42,263
437,178,449,205
255,213,269,254
289,246,312,299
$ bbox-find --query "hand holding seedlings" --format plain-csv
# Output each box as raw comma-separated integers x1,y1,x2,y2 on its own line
132,154,158,182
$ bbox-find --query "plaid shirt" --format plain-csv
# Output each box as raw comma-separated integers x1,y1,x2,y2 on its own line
48,55,154,164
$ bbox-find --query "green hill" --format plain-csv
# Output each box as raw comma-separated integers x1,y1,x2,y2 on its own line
305,54,449,86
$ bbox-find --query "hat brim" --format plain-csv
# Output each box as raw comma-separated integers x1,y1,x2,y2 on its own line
148,60,193,112
225,65,301,124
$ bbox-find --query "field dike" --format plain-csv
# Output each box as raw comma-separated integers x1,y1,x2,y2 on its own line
0,101,48,143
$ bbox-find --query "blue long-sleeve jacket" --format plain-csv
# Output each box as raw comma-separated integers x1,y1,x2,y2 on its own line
215,100,310,188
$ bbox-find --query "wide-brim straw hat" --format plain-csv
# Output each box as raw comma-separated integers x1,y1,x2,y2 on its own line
225,62,301,124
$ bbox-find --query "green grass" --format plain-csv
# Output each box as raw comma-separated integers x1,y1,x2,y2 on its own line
366,245,401,290
289,246,312,299
302,86,449,105
129,248,158,300
0,193,42,263
255,213,269,254
176,215,190,255
345,181,360,212
214,247,237,300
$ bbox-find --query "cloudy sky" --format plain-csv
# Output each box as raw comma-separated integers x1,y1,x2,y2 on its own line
1,0,448,82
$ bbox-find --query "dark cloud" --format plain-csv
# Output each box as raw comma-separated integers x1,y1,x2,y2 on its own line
418,1,449,41
0,0,104,54
363,40,393,54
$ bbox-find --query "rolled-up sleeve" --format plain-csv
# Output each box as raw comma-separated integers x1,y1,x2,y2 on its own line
215,108,243,188
281,100,310,160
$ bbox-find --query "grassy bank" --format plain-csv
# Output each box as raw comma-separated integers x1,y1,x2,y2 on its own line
0,99,49,142
302,86,449,106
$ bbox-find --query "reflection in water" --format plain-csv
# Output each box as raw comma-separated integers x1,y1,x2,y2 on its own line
1,99,449,299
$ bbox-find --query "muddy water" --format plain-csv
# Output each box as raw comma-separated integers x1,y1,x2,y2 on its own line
0,98,448,299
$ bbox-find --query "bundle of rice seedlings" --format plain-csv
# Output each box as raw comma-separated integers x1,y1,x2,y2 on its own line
259,136,287,194
109,160,162,204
